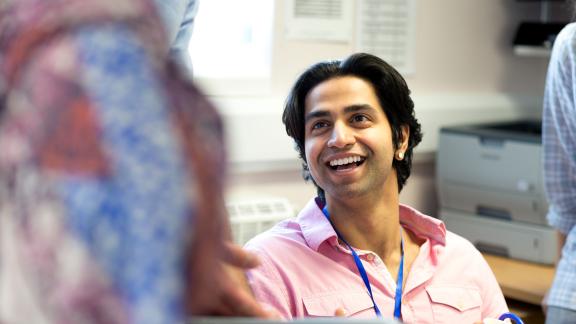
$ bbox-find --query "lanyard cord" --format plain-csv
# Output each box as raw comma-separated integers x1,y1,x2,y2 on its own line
322,205,404,320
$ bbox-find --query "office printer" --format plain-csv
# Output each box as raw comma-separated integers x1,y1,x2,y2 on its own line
436,120,557,264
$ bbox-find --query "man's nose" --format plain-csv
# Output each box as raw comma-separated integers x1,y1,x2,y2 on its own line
327,122,355,148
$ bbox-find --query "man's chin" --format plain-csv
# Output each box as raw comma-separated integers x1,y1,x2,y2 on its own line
324,185,369,200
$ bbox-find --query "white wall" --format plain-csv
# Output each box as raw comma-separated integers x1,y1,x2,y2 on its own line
214,0,571,213
265,0,563,96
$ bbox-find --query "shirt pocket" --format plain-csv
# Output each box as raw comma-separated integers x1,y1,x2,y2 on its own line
426,285,482,323
302,291,375,317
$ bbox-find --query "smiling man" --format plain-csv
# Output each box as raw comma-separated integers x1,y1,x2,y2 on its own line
244,53,509,323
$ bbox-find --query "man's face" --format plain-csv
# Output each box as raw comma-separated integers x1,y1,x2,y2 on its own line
303,76,407,201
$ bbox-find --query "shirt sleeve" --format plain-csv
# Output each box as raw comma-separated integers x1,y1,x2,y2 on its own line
543,24,576,235
477,254,509,320
152,0,197,74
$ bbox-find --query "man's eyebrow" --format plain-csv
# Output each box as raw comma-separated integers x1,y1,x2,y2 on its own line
343,104,376,114
304,104,377,123
304,110,330,124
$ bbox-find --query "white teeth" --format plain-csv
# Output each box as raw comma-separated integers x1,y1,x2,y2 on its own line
329,156,363,167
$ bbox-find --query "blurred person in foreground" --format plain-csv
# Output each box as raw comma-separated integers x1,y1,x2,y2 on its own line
0,0,270,322
542,11,576,324
245,53,509,323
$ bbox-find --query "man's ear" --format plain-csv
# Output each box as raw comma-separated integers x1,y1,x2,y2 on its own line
399,124,410,152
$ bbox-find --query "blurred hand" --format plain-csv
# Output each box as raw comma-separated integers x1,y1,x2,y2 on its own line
187,241,280,318
215,242,279,317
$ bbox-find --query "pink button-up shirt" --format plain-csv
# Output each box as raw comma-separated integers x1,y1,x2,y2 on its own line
245,198,508,323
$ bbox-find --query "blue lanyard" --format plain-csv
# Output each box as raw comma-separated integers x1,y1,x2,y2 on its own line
322,205,404,320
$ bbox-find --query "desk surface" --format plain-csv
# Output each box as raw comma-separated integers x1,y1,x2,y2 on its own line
483,254,555,305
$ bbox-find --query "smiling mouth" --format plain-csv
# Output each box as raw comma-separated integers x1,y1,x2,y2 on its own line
327,156,366,171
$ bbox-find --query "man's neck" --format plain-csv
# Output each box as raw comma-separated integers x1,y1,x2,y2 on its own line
325,189,401,260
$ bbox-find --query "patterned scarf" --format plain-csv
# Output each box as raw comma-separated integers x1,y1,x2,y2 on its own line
0,0,228,323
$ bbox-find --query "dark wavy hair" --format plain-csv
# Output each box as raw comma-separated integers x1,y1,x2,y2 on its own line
282,53,422,199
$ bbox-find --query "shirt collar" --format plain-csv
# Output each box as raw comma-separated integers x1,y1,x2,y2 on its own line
298,198,338,251
298,197,447,252
399,203,446,245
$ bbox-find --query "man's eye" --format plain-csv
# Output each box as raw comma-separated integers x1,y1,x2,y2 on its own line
312,121,328,129
352,115,369,123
